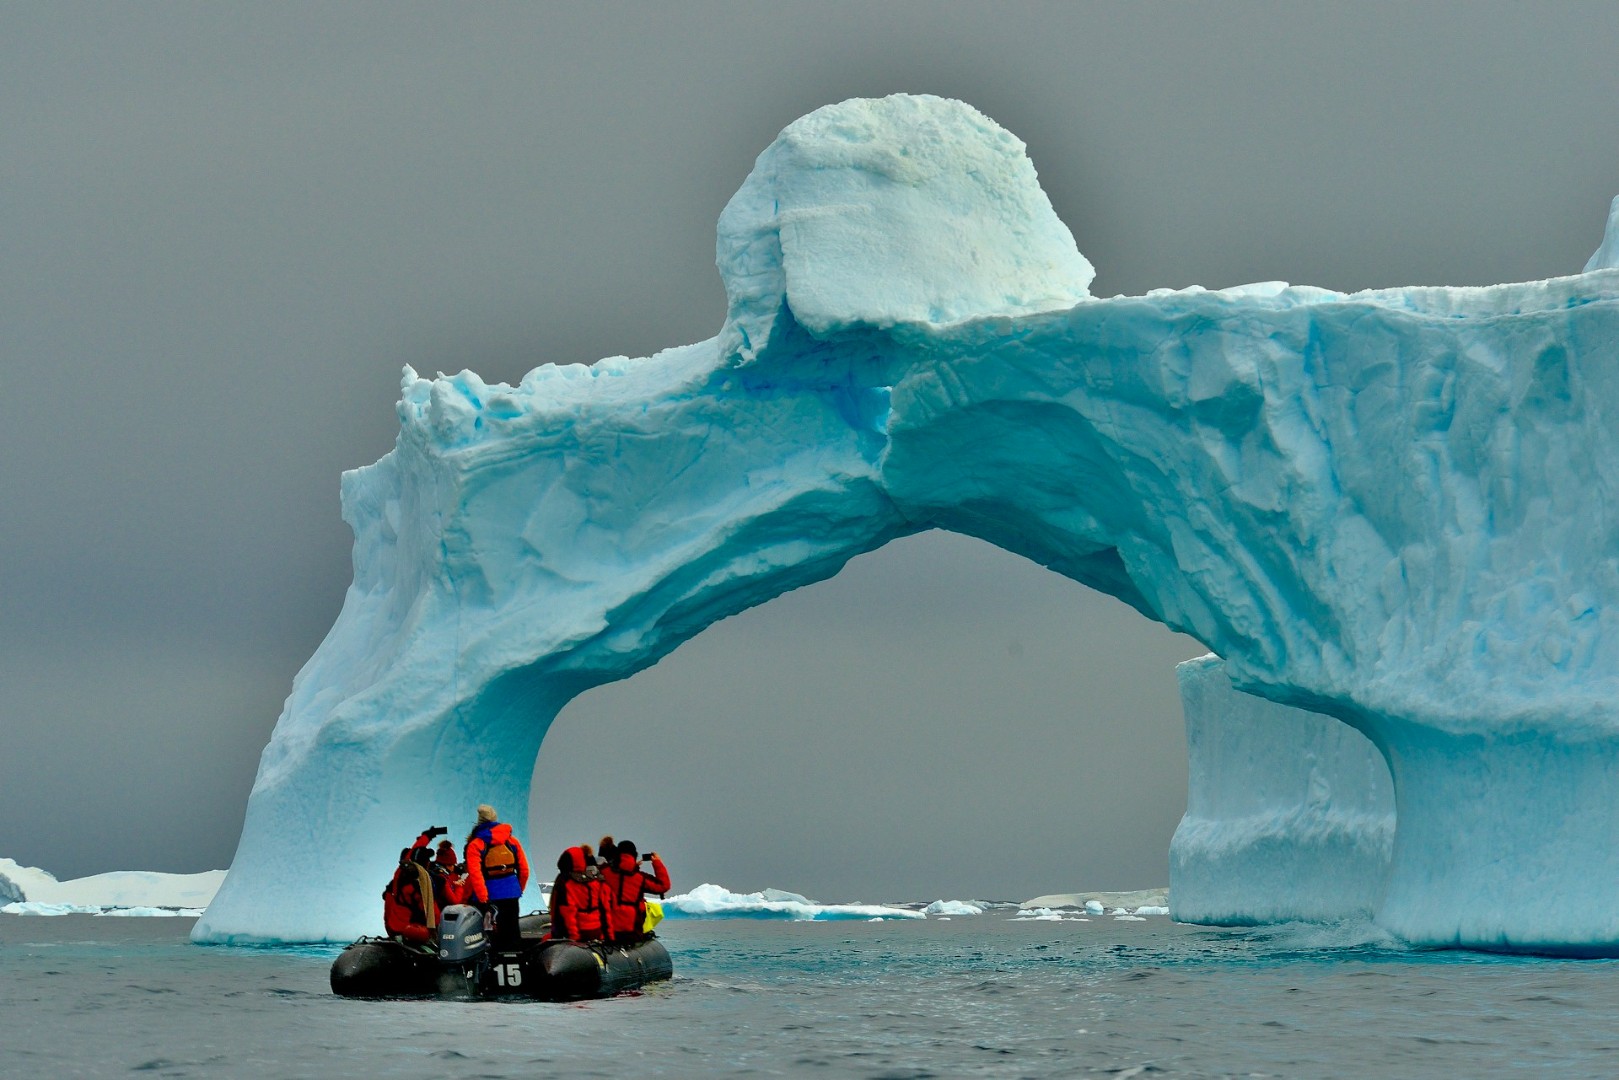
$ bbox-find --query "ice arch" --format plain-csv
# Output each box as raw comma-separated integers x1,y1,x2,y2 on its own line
197,94,1619,950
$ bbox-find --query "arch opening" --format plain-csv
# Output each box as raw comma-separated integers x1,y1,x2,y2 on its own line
530,530,1207,905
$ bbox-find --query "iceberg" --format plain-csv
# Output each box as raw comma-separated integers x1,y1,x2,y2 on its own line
196,93,1619,952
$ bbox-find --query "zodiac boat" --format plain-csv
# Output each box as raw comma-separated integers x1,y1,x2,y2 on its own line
330,906,673,1001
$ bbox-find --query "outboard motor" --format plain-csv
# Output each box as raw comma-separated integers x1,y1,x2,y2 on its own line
431,904,489,999
437,904,489,963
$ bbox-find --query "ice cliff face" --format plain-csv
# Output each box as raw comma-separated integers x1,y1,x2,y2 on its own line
196,94,1619,951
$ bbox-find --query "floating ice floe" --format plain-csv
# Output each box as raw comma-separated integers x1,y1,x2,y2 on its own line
2,902,99,916
661,884,924,921
1021,890,1168,914
922,899,986,916
96,906,207,918
1013,907,1090,922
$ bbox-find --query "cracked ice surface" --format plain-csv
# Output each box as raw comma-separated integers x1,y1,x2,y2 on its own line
197,94,1619,950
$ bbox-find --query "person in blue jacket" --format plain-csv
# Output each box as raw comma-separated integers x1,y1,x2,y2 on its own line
463,804,530,951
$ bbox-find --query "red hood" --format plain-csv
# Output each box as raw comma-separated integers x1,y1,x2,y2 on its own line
488,822,513,844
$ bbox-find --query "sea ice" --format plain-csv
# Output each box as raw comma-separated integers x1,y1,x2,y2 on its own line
1021,890,1168,914
95,906,202,918
194,93,1619,952
661,883,923,921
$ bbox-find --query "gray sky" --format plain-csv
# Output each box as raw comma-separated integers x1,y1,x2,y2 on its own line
3,3,1616,900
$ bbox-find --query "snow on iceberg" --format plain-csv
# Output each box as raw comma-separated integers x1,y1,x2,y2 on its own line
1,858,225,915
197,93,1619,953
1170,655,1395,925
662,883,923,921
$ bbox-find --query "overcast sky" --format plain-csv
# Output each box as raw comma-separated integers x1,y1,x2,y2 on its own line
3,3,1617,901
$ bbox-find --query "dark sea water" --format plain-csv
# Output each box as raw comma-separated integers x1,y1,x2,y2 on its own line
2,913,1617,1078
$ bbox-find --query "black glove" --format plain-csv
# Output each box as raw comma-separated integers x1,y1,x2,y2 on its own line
425,825,448,838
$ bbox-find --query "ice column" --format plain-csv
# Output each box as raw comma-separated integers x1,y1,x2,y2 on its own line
1170,655,1394,925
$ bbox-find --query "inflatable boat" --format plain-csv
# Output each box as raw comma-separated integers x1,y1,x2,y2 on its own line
330,906,673,1001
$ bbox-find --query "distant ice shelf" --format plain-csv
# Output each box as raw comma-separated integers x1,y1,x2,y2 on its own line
0,858,224,915
193,93,1619,953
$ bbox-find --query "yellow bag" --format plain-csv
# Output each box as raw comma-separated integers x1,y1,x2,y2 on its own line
642,899,664,933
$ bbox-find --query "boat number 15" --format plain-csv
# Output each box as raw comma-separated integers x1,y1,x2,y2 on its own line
493,963,522,988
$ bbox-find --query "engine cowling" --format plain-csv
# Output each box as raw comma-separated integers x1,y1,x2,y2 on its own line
436,904,488,963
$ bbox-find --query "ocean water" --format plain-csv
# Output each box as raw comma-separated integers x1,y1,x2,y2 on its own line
2,914,1616,1078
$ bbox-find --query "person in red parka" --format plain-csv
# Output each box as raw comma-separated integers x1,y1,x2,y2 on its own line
382,826,448,947
600,840,670,943
463,805,531,951
547,845,609,942
434,840,471,907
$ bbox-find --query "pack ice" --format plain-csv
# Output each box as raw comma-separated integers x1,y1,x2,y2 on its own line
195,94,1619,951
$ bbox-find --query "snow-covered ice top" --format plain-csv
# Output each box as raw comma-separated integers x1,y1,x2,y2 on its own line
717,94,1095,359
197,93,1619,951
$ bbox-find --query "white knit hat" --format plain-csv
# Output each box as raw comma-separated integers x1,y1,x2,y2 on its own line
477,804,498,823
